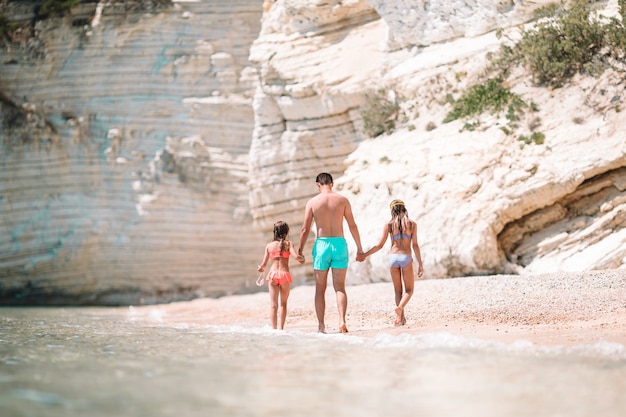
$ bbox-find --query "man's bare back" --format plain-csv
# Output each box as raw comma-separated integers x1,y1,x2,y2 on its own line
298,173,362,257
305,192,350,238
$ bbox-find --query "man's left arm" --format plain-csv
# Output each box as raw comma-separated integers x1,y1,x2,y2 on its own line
344,201,363,256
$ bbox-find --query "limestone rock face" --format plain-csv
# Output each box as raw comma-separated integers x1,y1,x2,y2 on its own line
341,68,626,282
248,0,381,231
1,0,625,304
248,0,626,284
366,0,556,50
0,0,266,304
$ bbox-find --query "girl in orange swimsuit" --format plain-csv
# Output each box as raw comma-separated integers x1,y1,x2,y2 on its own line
361,199,424,326
257,221,305,330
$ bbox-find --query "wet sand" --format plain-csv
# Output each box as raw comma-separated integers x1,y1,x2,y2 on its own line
146,270,626,347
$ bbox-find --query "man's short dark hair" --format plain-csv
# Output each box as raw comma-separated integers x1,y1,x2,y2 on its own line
316,172,333,185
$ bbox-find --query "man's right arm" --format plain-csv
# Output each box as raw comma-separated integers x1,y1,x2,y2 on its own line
298,202,314,256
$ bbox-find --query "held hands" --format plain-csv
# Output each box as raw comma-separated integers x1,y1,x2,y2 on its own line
296,248,305,264
356,251,366,262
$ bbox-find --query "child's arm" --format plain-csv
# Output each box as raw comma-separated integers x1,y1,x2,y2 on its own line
411,222,424,278
289,241,305,264
258,245,270,272
362,223,389,259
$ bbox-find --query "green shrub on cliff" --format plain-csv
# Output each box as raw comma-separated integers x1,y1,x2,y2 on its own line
442,0,626,142
361,88,400,138
519,131,545,146
605,0,626,53
492,0,626,87
37,0,79,19
0,14,18,39
443,78,527,123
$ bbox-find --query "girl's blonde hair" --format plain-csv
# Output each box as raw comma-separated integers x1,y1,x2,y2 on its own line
388,200,412,236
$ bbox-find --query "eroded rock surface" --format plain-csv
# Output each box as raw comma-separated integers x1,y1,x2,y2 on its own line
1,0,624,304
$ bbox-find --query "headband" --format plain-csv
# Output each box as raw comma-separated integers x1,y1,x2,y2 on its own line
389,199,405,209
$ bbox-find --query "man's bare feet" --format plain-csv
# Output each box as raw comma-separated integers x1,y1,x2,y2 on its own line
339,324,348,333
318,325,326,334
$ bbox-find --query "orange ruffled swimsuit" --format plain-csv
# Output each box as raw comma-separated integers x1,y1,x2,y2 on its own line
267,251,293,286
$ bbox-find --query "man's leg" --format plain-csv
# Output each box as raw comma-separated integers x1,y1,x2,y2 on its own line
331,268,348,333
314,269,329,333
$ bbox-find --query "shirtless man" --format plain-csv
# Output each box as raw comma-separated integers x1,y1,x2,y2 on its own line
298,172,364,333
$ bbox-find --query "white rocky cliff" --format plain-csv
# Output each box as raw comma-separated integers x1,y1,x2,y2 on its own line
248,0,626,283
1,0,266,303
1,0,624,304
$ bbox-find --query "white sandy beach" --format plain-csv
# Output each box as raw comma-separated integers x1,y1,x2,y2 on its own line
141,270,626,347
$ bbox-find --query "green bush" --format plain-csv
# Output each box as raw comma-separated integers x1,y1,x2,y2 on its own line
518,131,546,146
443,78,526,123
0,14,18,39
461,121,480,132
37,0,79,19
605,0,626,54
493,0,626,87
361,88,400,138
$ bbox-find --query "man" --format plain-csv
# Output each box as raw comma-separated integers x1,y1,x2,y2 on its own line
298,172,364,333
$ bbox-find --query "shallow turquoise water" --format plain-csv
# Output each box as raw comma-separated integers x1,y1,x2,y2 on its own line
1,307,625,417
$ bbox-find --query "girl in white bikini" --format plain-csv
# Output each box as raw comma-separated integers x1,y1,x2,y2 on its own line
257,221,304,330
362,199,424,326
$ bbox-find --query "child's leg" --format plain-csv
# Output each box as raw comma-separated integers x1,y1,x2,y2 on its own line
278,283,290,330
398,264,415,325
390,267,403,325
268,281,279,329
399,264,415,309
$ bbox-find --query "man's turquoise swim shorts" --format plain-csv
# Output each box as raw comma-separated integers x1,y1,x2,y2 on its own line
312,237,349,270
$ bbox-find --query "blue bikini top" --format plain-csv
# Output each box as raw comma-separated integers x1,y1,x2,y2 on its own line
390,233,411,241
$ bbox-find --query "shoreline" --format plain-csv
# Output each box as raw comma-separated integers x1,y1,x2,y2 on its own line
142,270,626,347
